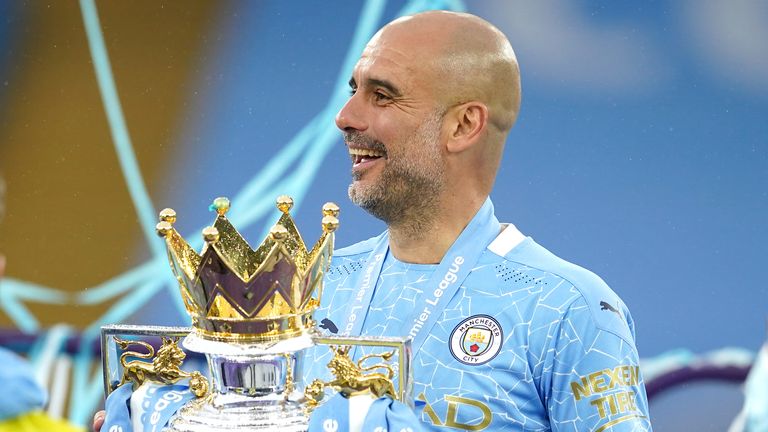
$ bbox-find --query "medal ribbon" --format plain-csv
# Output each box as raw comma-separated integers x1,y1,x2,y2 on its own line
102,382,195,432
341,198,500,355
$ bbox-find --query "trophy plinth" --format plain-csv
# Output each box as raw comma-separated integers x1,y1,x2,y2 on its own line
164,334,313,431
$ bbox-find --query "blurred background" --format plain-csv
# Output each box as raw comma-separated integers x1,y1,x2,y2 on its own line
0,0,766,429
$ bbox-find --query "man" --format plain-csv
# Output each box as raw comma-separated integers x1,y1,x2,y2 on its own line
307,10,651,431
96,10,651,432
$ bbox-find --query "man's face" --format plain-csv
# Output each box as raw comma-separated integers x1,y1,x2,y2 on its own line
335,31,447,224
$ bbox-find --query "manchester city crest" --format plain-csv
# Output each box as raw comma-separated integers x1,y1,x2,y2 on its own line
449,315,503,365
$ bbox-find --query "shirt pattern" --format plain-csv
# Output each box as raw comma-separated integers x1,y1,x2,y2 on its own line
307,231,652,432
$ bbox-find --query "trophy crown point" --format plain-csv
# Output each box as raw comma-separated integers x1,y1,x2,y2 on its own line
210,197,231,216
159,196,337,343
159,208,177,224
270,224,289,241
202,226,220,243
276,195,294,214
322,202,340,217
156,221,173,237
322,215,339,233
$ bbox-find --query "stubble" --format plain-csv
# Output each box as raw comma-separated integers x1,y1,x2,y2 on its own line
347,111,446,237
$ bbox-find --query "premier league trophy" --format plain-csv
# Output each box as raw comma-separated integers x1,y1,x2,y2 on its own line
100,196,412,431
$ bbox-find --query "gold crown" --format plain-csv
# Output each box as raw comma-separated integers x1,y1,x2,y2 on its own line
155,196,339,343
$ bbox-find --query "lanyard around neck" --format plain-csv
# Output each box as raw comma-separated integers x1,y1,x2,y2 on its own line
340,198,501,355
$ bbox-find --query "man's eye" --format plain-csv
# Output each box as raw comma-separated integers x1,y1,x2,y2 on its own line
373,92,390,102
349,88,357,96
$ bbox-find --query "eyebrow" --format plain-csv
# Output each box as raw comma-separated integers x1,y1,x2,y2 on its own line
349,77,403,98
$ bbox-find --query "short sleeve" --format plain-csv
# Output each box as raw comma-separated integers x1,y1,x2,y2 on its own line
0,349,47,420
544,298,652,431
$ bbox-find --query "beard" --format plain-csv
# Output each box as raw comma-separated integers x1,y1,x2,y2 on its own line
346,111,446,230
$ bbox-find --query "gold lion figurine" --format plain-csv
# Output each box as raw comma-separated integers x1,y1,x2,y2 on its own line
114,336,208,397
305,345,397,408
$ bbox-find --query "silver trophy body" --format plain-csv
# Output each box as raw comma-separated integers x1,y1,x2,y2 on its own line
102,325,413,432
166,334,313,431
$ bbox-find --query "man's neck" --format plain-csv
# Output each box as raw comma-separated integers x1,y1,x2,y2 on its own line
387,195,487,264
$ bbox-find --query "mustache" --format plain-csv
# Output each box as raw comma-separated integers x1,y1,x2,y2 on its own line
343,131,387,153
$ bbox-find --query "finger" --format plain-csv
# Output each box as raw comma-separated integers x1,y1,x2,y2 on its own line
92,410,106,432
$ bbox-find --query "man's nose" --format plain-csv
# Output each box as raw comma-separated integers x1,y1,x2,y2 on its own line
335,95,367,132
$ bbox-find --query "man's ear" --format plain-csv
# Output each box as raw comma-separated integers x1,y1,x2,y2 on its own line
445,102,488,154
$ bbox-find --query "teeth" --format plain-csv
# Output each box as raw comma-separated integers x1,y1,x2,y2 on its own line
349,147,384,158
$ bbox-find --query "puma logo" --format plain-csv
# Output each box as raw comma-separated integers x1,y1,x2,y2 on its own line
319,318,338,334
600,301,621,317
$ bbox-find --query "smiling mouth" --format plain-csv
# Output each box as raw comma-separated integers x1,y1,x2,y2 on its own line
349,147,386,166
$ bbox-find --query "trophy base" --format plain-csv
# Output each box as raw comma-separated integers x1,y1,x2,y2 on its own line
164,333,314,431
164,392,309,432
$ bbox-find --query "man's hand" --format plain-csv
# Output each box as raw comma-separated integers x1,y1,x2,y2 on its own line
92,410,105,432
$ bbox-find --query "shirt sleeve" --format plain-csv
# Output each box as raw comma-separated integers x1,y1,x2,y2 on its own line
544,298,652,432
0,348,47,420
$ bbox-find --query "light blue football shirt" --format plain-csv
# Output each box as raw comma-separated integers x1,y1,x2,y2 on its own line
309,215,652,431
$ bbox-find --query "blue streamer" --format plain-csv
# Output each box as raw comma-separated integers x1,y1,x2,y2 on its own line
78,0,162,259
0,279,69,302
29,325,72,386
86,279,166,332
0,291,39,332
0,279,70,331
67,327,103,425
230,114,325,219
75,260,163,304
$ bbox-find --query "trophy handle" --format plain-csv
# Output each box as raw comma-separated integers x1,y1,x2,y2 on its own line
311,335,414,408
101,326,414,409
101,324,207,397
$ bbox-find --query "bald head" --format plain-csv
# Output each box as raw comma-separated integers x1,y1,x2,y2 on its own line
371,11,521,133
337,11,521,232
